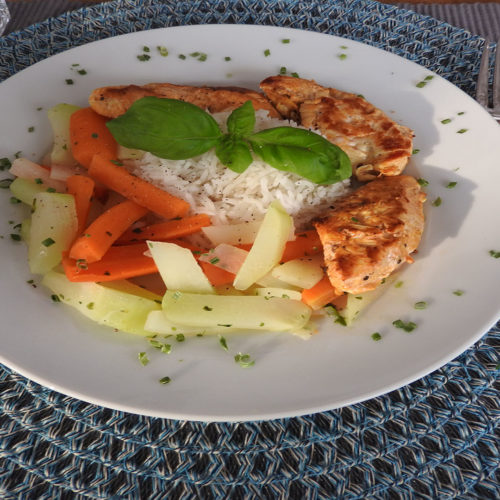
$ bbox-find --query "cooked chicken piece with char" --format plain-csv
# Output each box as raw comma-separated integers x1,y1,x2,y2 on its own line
89,82,280,118
260,75,414,181
313,175,425,294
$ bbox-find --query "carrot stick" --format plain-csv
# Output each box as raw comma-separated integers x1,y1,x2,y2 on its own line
70,108,118,168
301,275,342,310
66,175,95,234
281,230,322,262
62,243,157,282
88,154,190,219
118,214,211,244
69,199,148,263
199,261,235,286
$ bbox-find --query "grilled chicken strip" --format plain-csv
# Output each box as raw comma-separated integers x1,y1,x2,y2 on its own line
89,82,280,118
260,76,414,181
314,175,425,294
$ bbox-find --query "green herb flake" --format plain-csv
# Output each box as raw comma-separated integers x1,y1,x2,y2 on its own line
324,305,347,326
51,294,61,303
416,81,427,88
137,54,151,62
417,178,429,187
159,376,172,384
432,197,442,207
91,133,99,139
489,250,500,259
10,234,21,241
424,75,434,81
34,178,43,184
394,281,404,288
453,289,464,296
218,335,228,351
0,158,12,170
279,66,287,75
224,56,231,61
414,301,427,310
178,54,186,60
157,46,169,57
457,128,468,134
138,352,149,366
86,302,95,310
264,49,271,57
371,332,382,341
42,237,55,247
412,149,420,155
338,53,347,60
209,257,220,264
203,305,213,311
441,118,452,124
143,46,150,53
457,111,465,116
446,181,457,189
77,69,87,75
234,352,255,368
65,79,74,85
392,319,417,332
281,38,291,44
28,126,35,133
176,333,185,342
46,187,56,193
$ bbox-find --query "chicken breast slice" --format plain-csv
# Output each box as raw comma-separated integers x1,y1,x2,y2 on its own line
260,76,414,181
89,82,280,118
313,175,426,294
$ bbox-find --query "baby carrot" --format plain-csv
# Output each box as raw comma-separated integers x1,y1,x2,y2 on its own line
118,214,211,243
88,154,190,219
69,107,118,168
66,175,95,234
69,199,148,263
301,275,341,310
62,243,157,282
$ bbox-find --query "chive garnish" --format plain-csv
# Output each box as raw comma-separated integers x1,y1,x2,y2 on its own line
489,250,500,258
371,332,382,341
176,334,185,342
10,234,21,241
138,352,149,366
42,237,55,247
159,376,172,384
417,178,429,187
457,128,468,134
432,197,442,207
414,301,427,310
218,335,228,351
392,319,417,332
51,294,61,302
137,54,151,62
453,290,464,296
446,181,457,189
234,353,255,368
264,49,271,57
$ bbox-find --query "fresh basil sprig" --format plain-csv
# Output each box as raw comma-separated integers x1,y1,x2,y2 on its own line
107,97,351,184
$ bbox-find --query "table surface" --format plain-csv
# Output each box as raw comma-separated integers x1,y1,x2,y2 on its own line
0,1,499,499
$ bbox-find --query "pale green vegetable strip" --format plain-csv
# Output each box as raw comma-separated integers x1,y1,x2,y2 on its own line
47,103,81,167
271,255,324,289
29,192,78,275
42,271,161,336
162,290,311,331
10,177,52,206
233,200,293,290
148,241,213,293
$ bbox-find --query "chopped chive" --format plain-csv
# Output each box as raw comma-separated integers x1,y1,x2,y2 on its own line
203,306,213,311
176,333,185,342
453,290,464,296
417,178,429,187
264,49,271,57
371,332,382,341
0,158,12,170
10,234,21,241
224,56,231,61
209,257,220,264
218,335,228,351
178,54,186,60
392,319,417,332
77,69,87,75
394,281,404,288
157,46,169,57
281,38,290,44
416,81,427,88
34,178,43,184
489,250,500,258
86,302,95,310
42,237,55,247
143,46,150,52
138,352,149,366
414,301,427,310
441,118,452,124
51,294,61,302
337,53,347,60
412,148,420,155
137,54,151,62
424,75,434,81
159,376,171,384
457,128,468,134
446,181,457,189
28,126,35,132
234,352,255,368
65,79,74,85
279,66,287,75
432,197,442,207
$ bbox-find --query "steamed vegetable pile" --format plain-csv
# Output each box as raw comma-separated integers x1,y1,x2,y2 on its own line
6,101,390,339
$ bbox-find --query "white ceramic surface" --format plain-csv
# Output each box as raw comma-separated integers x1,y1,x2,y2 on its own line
0,25,499,422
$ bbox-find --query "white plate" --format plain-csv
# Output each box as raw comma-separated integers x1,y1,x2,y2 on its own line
1,25,499,422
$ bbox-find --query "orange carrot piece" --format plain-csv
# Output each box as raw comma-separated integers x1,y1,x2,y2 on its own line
118,214,211,244
281,230,322,262
62,243,157,282
69,199,149,263
301,275,342,310
88,155,190,219
199,261,235,286
66,175,95,234
69,108,118,168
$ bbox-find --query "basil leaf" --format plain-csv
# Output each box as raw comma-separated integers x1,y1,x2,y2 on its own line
215,135,253,173
107,97,223,160
226,100,256,137
247,127,351,184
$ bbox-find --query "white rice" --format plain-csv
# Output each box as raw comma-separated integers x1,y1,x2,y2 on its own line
131,111,351,230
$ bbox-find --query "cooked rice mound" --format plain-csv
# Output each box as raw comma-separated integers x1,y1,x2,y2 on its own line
131,111,351,229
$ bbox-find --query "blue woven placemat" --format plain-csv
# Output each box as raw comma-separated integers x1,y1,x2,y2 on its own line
0,1,499,498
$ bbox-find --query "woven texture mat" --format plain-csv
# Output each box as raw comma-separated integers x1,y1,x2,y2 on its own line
1,1,499,498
